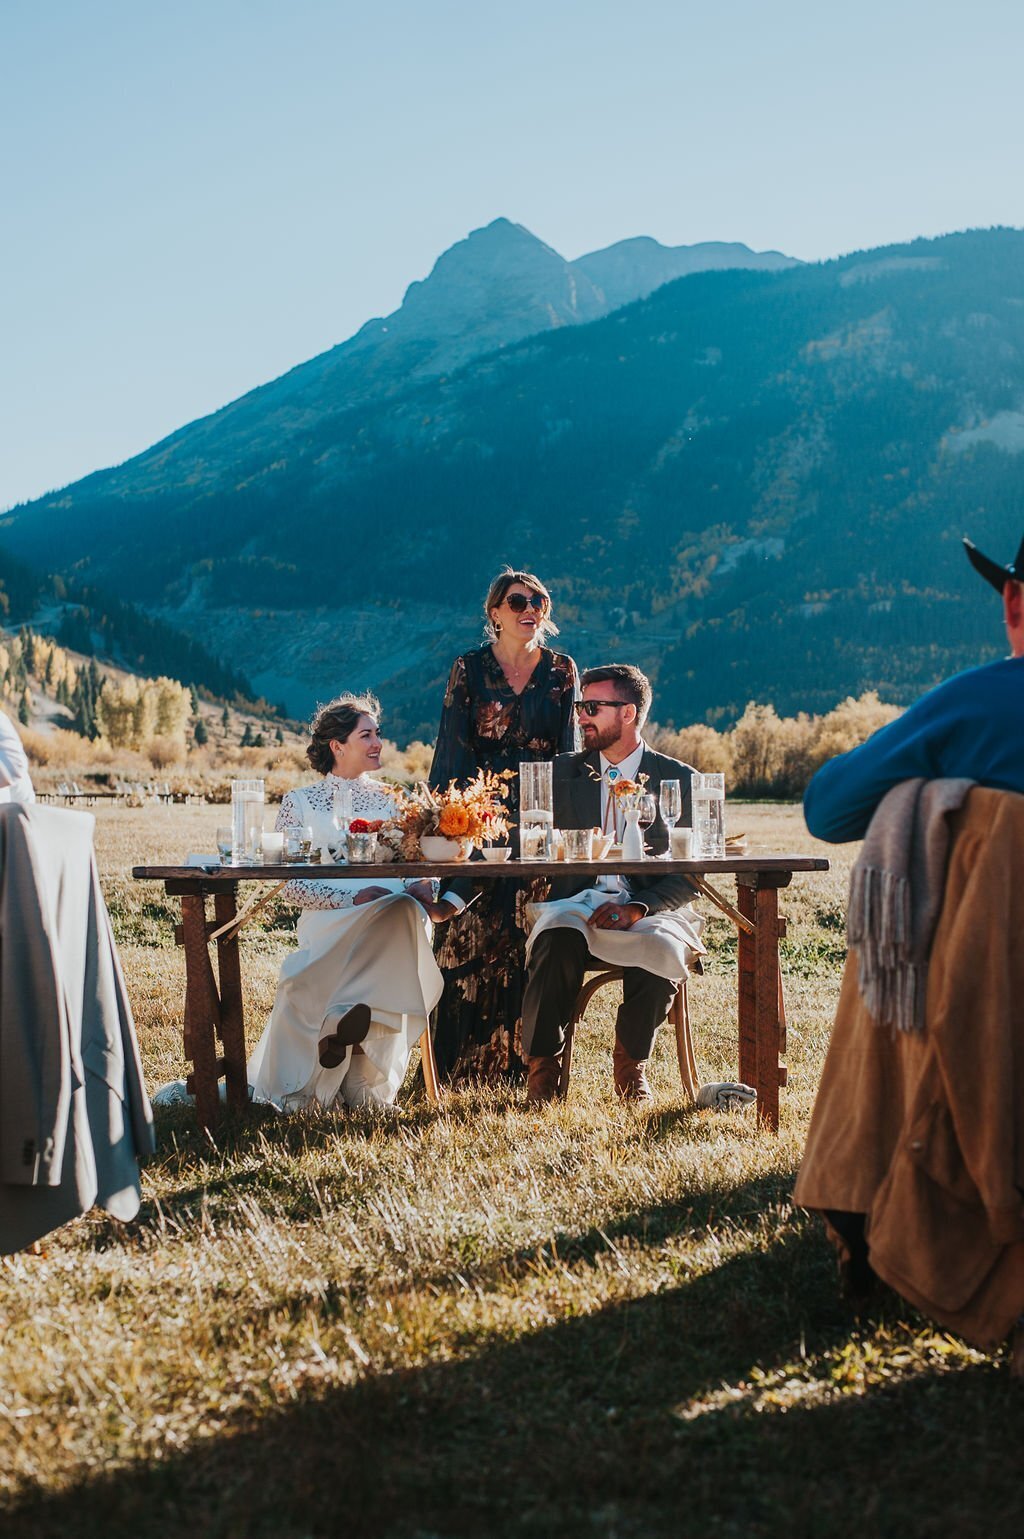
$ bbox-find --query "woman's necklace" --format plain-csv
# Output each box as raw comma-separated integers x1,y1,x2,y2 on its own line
494,643,538,688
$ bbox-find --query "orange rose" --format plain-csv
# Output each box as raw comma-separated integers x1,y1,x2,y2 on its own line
438,804,471,837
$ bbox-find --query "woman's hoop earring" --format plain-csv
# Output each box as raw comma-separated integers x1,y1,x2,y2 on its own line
493,621,502,635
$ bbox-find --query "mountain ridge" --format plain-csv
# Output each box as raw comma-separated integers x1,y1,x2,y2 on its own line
4,224,1022,740
1,219,799,510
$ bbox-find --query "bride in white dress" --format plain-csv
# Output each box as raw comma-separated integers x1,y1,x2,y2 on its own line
248,693,454,1110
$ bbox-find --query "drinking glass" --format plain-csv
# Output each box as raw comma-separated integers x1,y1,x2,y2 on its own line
659,779,682,857
231,778,265,863
215,825,233,865
691,772,726,858
284,830,304,863
332,782,354,841
564,827,594,861
638,793,657,850
519,760,553,860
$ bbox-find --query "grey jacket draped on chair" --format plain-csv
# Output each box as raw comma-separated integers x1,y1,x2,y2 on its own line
0,803,153,1253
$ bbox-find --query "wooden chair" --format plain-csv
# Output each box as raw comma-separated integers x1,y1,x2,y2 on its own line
419,1021,441,1102
557,968,699,1101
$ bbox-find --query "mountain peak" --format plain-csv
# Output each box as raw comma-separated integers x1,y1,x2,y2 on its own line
395,218,604,352
574,235,802,309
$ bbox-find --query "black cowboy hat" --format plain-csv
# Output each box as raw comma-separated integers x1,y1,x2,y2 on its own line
963,531,1024,593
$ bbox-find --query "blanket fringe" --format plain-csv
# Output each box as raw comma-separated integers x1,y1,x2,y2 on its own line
848,864,922,1033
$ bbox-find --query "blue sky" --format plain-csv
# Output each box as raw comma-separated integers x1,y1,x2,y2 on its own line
3,0,1022,510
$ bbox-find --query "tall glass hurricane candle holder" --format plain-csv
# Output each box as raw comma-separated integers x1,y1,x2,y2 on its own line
231,778,265,864
519,760,553,861
691,772,725,859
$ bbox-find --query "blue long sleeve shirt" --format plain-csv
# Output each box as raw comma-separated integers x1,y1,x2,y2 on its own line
803,657,1024,843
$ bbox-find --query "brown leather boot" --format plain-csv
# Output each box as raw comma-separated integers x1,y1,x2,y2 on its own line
525,1055,561,1105
613,1040,653,1103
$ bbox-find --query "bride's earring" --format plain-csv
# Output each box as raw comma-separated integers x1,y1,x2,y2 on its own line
493,621,502,635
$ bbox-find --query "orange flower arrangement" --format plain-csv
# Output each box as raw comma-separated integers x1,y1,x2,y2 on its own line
376,769,513,860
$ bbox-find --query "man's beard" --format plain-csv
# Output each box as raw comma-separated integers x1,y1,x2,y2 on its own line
581,721,624,754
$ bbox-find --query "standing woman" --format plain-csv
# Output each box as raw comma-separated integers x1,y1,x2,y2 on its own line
430,569,579,1082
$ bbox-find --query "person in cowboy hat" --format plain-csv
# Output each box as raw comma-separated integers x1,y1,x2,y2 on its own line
804,530,1024,842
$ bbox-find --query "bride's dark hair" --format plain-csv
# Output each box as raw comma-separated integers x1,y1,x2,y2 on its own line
307,692,382,775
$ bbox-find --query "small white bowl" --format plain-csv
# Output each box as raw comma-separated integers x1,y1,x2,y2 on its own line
481,846,512,863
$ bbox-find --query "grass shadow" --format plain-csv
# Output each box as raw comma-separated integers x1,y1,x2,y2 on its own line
9,1197,1016,1539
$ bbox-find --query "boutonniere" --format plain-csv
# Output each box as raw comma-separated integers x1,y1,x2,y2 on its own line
610,772,650,811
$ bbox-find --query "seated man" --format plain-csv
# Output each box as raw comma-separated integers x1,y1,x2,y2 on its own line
521,664,703,1104
804,530,1024,841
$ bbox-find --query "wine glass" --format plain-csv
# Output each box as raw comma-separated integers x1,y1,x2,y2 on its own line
659,779,681,858
638,793,657,852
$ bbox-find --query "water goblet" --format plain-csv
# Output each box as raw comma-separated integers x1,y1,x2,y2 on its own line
216,825,233,865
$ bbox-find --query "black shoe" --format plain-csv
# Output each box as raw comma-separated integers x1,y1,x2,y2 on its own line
318,1004,372,1068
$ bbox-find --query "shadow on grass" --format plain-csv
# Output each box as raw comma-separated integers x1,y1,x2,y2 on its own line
6,1203,1020,1539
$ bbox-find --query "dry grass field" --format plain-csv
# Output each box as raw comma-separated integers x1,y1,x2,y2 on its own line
0,804,1020,1538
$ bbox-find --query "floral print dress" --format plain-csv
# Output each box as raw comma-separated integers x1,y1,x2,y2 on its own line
429,645,580,1082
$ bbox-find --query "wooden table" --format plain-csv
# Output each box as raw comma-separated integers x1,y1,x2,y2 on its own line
131,853,829,1132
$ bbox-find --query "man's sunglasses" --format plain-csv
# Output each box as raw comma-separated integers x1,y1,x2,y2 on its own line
504,592,547,613
574,699,627,717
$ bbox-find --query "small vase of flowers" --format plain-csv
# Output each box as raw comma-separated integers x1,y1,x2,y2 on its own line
610,774,651,861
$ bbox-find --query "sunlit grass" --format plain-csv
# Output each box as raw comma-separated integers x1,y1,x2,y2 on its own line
0,805,1019,1538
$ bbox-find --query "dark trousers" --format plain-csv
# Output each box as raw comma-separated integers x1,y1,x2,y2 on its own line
520,928,678,1062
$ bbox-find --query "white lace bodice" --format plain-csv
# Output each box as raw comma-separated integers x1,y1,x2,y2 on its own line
276,774,407,909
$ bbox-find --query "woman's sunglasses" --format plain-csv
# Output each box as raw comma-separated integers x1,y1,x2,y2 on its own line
574,699,627,717
504,592,547,614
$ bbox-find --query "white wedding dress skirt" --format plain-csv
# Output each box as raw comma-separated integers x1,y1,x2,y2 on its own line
248,891,443,1110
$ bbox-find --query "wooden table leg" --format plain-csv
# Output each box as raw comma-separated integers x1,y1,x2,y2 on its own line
736,873,791,1132
179,891,222,1133
214,890,248,1113
737,882,758,1091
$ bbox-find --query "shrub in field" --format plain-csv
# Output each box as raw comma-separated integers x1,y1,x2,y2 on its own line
16,726,55,765
649,722,734,778
146,734,187,770
809,690,902,772
729,702,817,798
379,738,434,784
652,690,904,797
